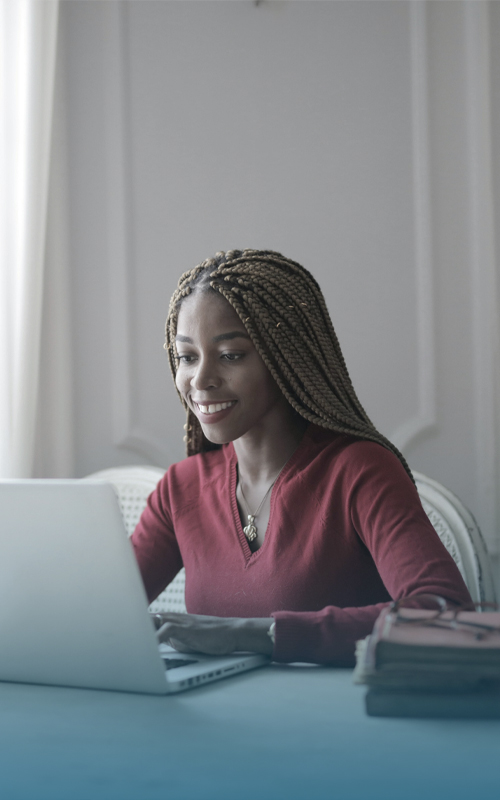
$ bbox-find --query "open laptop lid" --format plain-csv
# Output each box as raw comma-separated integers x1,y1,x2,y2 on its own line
0,480,169,694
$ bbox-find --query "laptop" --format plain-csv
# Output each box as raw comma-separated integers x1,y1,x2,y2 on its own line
0,480,269,694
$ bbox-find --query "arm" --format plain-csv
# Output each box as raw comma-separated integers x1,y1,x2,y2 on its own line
131,459,274,655
272,445,472,665
131,473,184,603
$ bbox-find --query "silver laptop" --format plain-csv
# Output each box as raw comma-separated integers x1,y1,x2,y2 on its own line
0,480,269,694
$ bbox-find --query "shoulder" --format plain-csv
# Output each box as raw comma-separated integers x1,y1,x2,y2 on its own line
300,425,414,491
158,445,231,504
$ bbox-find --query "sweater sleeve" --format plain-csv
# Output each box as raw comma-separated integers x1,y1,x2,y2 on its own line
272,445,473,665
130,474,184,604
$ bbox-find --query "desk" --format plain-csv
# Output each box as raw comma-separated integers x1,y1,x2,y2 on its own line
1,665,498,800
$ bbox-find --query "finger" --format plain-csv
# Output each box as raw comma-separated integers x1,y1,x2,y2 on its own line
151,613,165,631
156,622,176,644
156,612,191,623
168,637,197,654
156,622,194,649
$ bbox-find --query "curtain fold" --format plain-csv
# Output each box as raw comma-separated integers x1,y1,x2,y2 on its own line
0,0,59,477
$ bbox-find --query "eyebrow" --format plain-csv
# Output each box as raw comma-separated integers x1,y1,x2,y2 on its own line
175,331,251,344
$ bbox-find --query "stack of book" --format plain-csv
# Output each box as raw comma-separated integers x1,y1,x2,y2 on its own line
354,605,500,718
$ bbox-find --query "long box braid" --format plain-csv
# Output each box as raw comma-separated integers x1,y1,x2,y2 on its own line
165,249,414,482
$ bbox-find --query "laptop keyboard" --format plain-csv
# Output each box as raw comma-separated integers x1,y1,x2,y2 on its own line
162,657,198,670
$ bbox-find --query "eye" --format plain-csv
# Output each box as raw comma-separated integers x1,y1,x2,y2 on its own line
175,354,196,364
221,352,244,362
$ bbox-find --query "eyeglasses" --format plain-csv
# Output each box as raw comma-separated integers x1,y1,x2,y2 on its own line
389,594,500,640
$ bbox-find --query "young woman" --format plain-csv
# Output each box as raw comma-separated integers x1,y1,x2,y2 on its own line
131,249,471,665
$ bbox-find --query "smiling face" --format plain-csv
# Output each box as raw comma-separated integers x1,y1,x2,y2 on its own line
174,290,290,446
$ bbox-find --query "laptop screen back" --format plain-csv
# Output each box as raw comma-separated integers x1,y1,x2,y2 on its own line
0,481,169,694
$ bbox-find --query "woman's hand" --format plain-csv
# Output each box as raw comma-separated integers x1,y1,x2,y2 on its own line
151,612,274,656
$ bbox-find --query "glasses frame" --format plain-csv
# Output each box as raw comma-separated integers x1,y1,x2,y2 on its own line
389,594,500,640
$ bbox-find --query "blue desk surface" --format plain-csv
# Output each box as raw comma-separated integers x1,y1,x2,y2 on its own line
0,664,498,800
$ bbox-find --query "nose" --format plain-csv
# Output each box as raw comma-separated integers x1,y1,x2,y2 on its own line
190,357,221,391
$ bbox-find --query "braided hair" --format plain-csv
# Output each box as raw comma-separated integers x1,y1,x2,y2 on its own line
165,249,413,480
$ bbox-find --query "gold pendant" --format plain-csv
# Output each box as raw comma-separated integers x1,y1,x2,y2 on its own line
243,515,258,542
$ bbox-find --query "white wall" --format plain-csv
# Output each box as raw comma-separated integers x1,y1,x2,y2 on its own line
35,1,499,584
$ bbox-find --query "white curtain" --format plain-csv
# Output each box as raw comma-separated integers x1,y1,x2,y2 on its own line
0,0,59,477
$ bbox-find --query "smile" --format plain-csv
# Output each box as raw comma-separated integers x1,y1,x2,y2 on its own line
195,401,237,415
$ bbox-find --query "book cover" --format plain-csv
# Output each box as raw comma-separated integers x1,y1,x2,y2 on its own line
365,684,500,719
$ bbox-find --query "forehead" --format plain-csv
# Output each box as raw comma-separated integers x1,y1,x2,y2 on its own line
176,290,247,335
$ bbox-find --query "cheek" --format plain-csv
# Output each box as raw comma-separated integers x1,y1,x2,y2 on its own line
175,370,186,396
259,366,281,398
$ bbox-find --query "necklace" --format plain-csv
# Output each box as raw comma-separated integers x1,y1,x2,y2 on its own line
238,468,284,543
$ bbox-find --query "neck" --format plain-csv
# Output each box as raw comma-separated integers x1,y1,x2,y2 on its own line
233,408,308,486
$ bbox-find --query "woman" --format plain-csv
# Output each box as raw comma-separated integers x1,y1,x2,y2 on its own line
131,249,470,665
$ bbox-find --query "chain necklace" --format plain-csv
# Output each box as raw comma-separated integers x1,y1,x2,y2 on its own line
238,467,284,543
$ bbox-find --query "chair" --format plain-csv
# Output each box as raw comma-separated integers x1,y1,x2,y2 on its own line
82,466,187,613
83,465,496,612
413,471,496,605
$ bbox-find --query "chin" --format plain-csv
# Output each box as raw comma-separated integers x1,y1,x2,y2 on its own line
200,426,235,446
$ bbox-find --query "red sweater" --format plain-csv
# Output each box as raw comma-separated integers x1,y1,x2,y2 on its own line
131,425,471,665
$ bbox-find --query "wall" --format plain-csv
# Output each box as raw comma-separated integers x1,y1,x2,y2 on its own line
36,1,499,584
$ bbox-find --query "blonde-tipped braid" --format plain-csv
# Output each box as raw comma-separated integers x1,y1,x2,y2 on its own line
165,249,414,481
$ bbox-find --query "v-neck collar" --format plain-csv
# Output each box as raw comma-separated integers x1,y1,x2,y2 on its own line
225,425,312,562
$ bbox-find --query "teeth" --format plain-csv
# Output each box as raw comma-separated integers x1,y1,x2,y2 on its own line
198,401,235,415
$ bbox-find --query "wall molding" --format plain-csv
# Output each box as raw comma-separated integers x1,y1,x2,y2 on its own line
105,2,438,467
103,2,169,467
464,2,499,552
391,1,437,454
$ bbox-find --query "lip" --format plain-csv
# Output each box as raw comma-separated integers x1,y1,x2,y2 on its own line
192,400,237,424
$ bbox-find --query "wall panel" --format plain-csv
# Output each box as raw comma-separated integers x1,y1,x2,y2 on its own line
43,2,499,577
